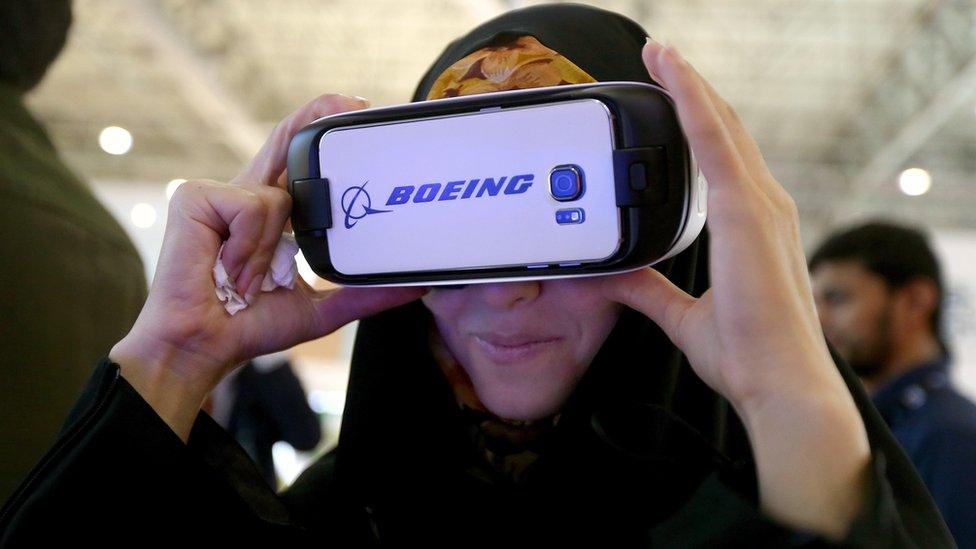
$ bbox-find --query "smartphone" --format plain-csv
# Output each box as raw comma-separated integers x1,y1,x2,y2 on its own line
288,81,705,286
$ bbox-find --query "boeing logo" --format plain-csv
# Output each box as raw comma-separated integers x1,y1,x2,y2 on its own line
341,181,392,229
341,174,534,229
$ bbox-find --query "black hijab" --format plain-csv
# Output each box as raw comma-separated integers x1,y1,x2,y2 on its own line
285,4,949,545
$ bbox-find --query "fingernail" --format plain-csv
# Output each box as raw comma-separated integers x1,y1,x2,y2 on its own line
656,41,670,66
244,275,264,305
229,264,245,281
353,95,371,106
644,37,664,83
233,271,248,294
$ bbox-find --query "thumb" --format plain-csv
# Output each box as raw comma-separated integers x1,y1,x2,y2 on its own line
600,268,696,347
302,285,431,339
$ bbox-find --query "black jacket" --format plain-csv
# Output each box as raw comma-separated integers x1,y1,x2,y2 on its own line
0,300,956,546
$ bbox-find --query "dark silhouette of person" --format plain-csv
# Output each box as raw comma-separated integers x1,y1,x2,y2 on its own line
0,0,146,502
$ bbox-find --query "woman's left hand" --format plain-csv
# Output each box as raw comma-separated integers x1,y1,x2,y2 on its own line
600,38,871,540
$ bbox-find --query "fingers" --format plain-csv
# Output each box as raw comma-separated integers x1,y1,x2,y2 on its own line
224,94,368,294
690,61,800,216
169,181,292,298
682,53,810,311
663,46,770,178
233,185,294,302
600,268,697,348
232,93,370,190
642,38,800,213
640,39,815,310
170,181,265,281
194,93,370,306
690,67,771,181
640,39,753,196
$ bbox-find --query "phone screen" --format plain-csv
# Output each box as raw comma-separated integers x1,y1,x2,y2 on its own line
318,98,623,275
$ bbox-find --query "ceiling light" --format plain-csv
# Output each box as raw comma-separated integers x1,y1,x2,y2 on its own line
98,126,132,155
130,202,157,228
898,168,931,196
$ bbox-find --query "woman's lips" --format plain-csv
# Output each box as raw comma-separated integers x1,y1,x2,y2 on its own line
473,333,562,364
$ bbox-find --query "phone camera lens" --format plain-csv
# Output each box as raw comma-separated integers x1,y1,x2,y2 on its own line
549,165,584,201
555,175,574,192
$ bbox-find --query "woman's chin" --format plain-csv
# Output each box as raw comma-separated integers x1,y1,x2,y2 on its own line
459,345,581,421
474,385,564,422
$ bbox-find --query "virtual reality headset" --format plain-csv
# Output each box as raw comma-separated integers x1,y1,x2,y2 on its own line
287,81,706,287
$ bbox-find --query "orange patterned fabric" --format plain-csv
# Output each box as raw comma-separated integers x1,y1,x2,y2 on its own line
425,35,597,100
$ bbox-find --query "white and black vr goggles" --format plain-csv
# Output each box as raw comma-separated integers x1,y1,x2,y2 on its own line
287,81,706,286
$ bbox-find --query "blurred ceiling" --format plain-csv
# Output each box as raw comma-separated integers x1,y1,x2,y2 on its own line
25,0,976,243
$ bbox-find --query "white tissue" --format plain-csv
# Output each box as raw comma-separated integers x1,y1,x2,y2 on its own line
212,232,300,315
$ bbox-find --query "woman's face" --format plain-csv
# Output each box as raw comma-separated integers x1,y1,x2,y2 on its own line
418,35,619,421
422,278,623,421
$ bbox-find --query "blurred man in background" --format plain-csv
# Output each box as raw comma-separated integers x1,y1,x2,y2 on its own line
0,0,147,502
810,220,976,547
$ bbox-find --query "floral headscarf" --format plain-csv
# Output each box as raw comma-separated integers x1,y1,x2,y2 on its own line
425,35,597,100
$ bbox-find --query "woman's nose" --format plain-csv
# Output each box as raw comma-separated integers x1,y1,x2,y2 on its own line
477,280,542,309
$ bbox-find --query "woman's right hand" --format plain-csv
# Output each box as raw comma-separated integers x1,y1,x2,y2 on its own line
110,94,428,442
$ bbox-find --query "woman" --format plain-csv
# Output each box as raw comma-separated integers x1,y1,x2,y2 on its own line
0,4,954,546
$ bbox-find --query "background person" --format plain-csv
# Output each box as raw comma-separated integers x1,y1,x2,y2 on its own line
204,352,322,490
0,0,147,503
811,220,976,547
